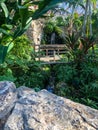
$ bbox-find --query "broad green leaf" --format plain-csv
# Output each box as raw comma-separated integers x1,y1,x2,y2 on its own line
13,27,25,39
0,44,8,64
0,2,9,18
2,24,13,30
18,5,29,28
13,27,23,39
13,28,25,39
32,0,65,20
6,42,14,53
13,17,32,39
0,28,11,36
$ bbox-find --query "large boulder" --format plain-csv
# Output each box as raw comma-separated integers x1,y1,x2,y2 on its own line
0,81,17,129
4,87,98,130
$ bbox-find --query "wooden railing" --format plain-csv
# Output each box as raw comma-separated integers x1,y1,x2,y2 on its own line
34,44,67,62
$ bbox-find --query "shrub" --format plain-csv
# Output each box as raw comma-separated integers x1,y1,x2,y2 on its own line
0,35,51,90
54,59,98,109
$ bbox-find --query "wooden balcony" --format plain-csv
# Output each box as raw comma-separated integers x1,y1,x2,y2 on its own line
34,44,67,62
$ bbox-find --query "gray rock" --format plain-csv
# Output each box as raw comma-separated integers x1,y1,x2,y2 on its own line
0,81,17,119
4,89,98,130
0,114,10,129
17,86,35,98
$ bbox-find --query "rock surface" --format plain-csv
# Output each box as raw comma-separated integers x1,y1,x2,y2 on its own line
0,81,17,119
3,87,98,130
0,81,17,129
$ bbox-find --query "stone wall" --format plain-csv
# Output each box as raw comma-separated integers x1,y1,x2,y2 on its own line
25,19,44,51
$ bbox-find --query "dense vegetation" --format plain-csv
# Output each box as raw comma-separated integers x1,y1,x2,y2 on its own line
0,0,98,109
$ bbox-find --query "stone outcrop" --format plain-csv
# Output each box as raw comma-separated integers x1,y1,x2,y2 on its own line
0,81,17,129
0,81,98,130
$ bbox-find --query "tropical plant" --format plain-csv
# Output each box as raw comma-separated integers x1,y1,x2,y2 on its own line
0,35,32,81
54,61,98,109
16,63,50,89
42,18,65,44
63,32,95,63
0,0,66,63
0,34,51,89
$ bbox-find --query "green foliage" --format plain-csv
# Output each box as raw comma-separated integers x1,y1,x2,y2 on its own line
0,35,51,89
53,32,98,109
54,64,76,84
44,22,54,34
42,18,65,44
0,44,8,63
56,16,65,26
9,35,32,60
32,0,64,20
0,0,64,63
16,63,50,89
0,35,32,82
92,10,98,37
0,63,16,82
52,27,98,109
54,59,98,109
64,33,95,63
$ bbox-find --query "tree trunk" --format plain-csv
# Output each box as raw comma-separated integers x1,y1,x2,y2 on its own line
89,0,92,36
82,0,89,36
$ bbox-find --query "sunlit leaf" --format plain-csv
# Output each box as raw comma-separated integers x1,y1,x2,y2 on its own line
0,28,11,36
0,2,9,18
